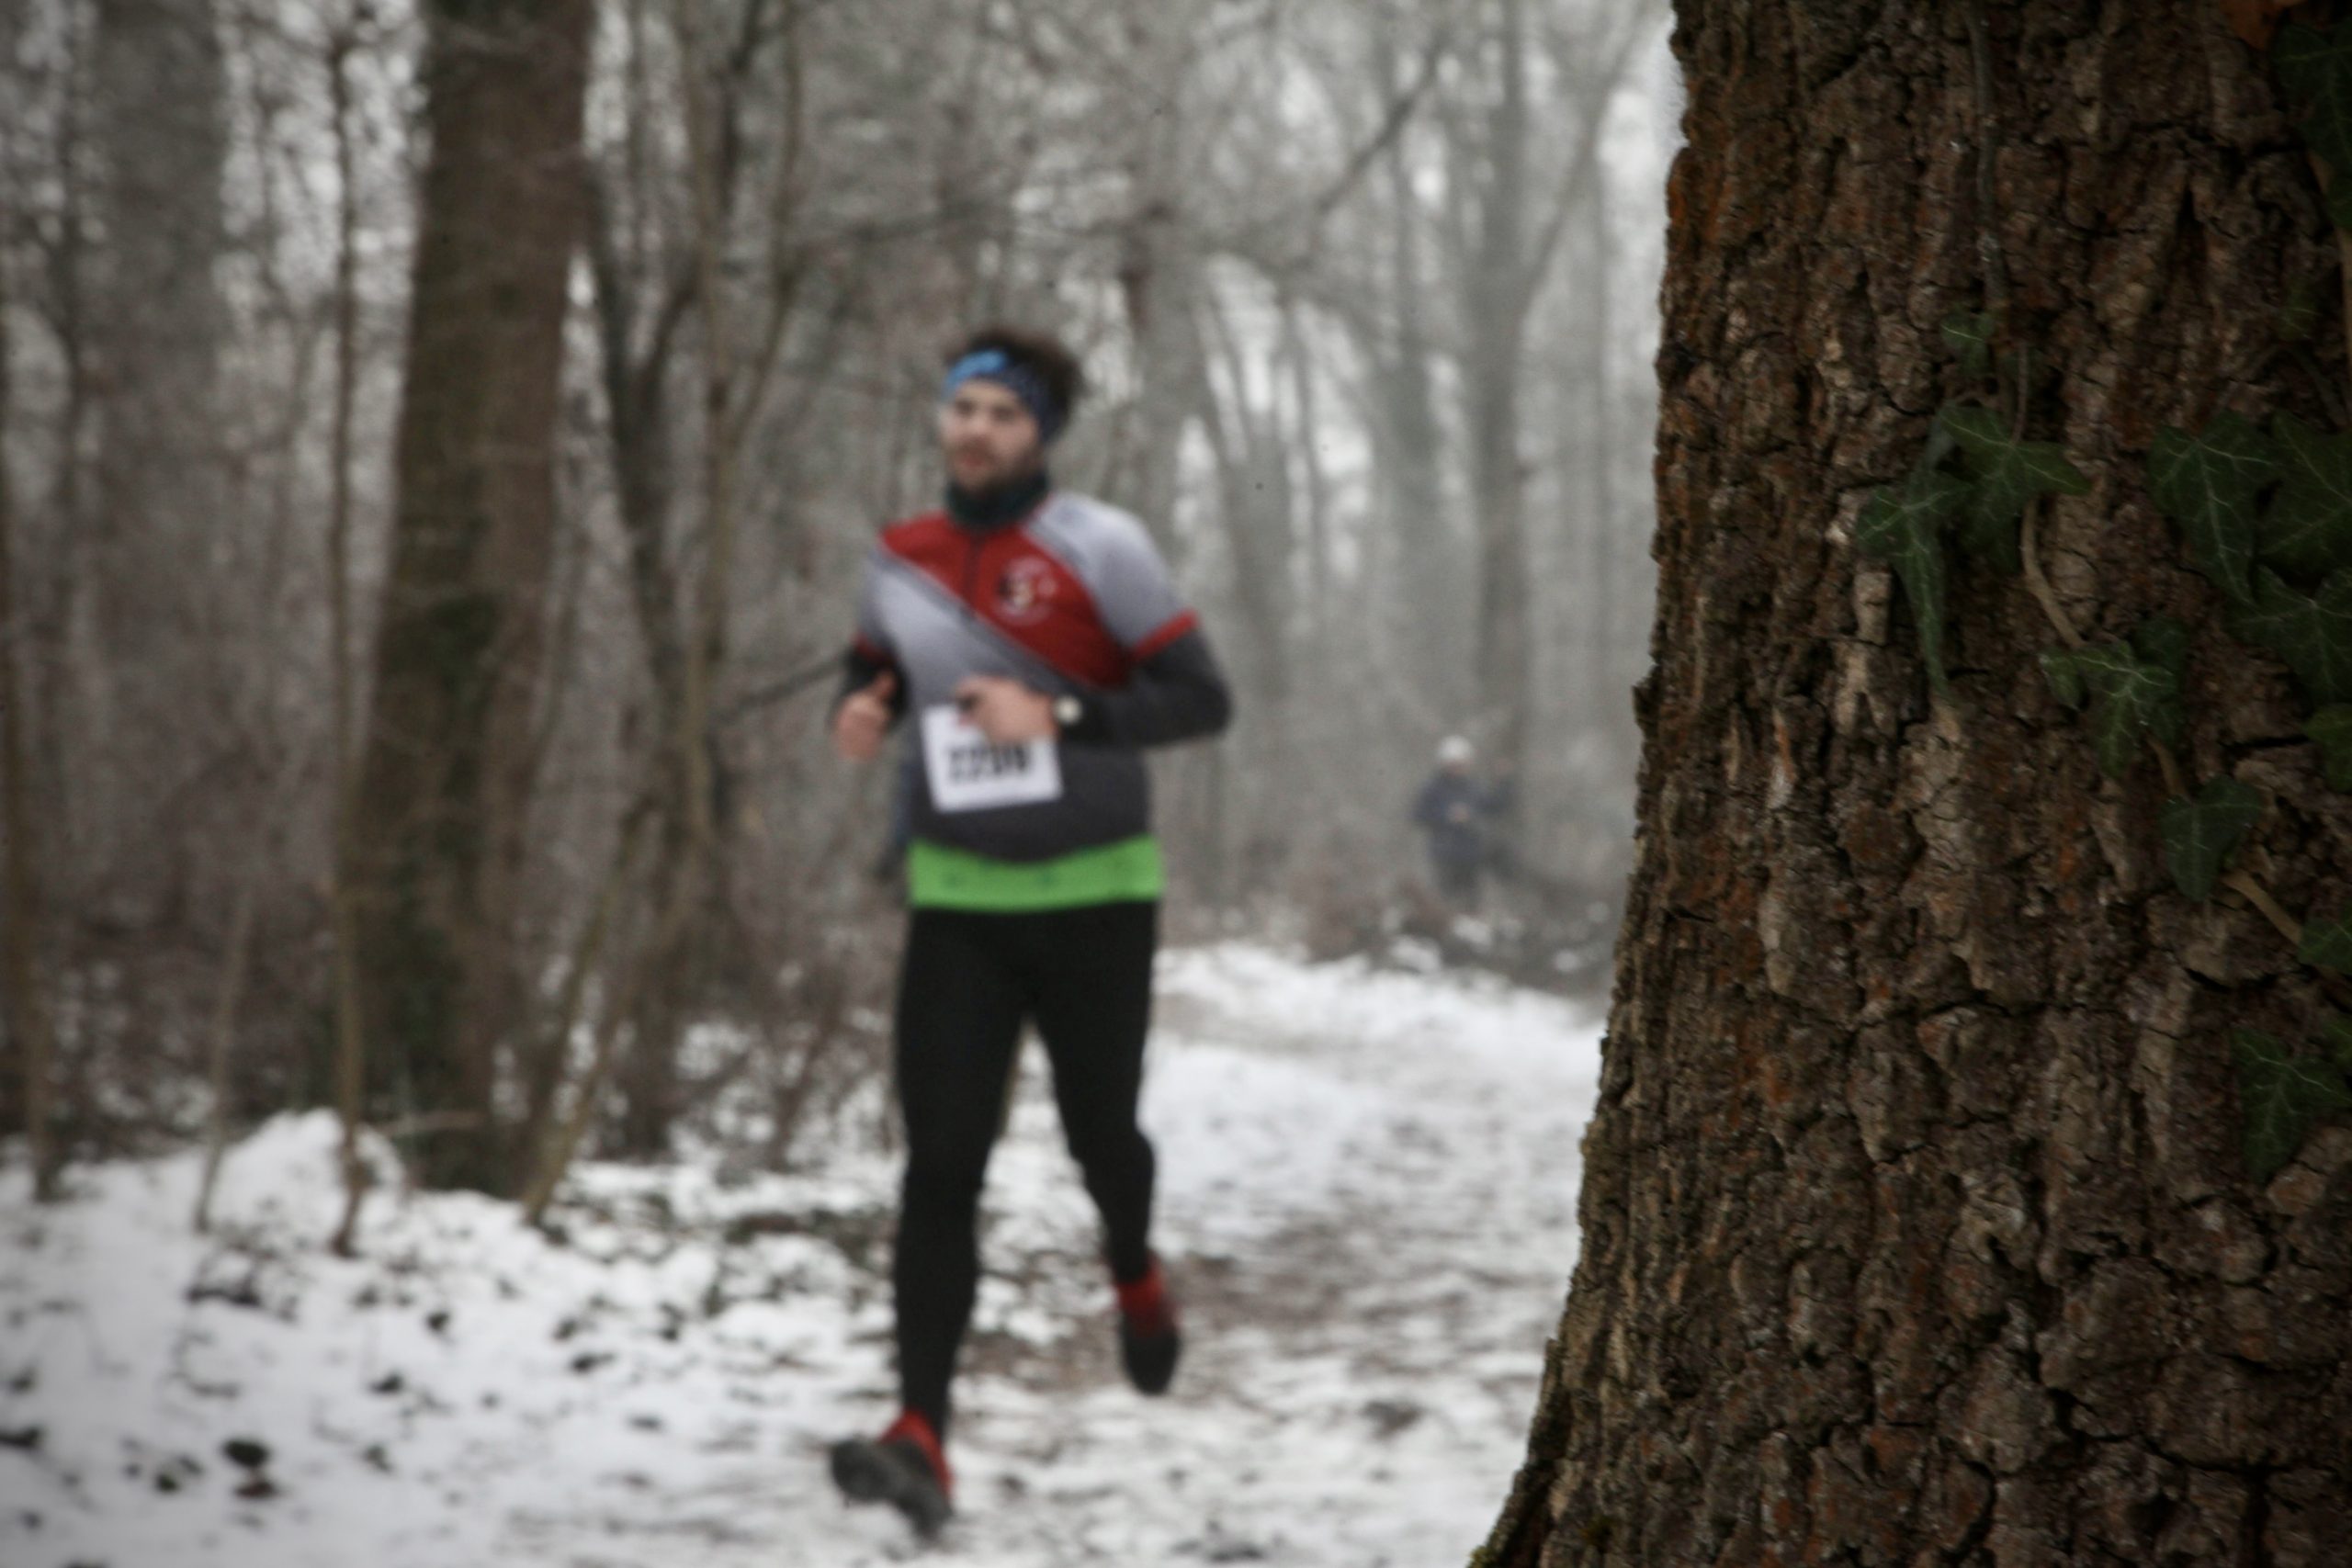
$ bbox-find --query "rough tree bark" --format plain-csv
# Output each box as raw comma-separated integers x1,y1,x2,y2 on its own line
1486,6,2352,1564
347,0,594,1192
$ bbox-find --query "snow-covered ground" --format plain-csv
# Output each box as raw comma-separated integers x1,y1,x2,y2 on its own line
1,943,1603,1567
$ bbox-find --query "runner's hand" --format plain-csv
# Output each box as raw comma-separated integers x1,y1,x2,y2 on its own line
832,671,897,761
954,675,1056,744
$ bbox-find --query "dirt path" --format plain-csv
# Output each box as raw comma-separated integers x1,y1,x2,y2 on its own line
526,948,1601,1567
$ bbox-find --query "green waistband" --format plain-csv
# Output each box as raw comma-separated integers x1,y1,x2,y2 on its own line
906,835,1165,912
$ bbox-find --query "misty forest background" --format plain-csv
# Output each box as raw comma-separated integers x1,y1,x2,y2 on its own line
0,0,1674,1201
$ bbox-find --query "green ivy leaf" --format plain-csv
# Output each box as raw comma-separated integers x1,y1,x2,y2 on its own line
1940,310,1996,381
1942,404,2090,490
2160,778,2264,902
2261,413,2352,578
1958,495,2026,575
2301,911,2352,973
2327,1016,2352,1072
2305,705,2352,790
1856,468,1970,698
2133,615,2191,674
2277,20,2352,176
2041,649,2088,708
2233,1027,2352,1180
2232,569,2352,704
1939,403,2089,575
2149,413,2274,607
2132,619,2191,748
2064,639,2186,778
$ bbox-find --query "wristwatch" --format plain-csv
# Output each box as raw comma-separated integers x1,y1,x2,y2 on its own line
1052,694,1082,731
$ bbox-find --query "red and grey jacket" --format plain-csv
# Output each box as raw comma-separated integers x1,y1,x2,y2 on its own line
842,489,1232,863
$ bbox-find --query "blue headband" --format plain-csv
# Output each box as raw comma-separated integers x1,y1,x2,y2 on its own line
941,349,1066,444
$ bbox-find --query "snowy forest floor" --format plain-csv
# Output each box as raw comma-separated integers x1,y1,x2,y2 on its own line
2,943,1603,1567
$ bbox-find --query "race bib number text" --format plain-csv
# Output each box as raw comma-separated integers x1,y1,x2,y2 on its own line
921,704,1063,813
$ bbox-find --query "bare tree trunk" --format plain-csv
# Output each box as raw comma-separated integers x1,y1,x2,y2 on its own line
1113,13,1204,547
622,0,744,1161
87,0,229,920
1463,0,1535,781
190,877,256,1232
45,7,96,936
1579,192,1615,720
326,20,370,1253
1115,198,1204,547
1371,28,1467,730
0,209,58,1201
1283,299,1333,661
1195,297,1296,712
591,0,802,1160
584,140,694,1156
518,805,652,1224
1193,295,1298,893
0,0,28,1152
1486,6,2352,1563
347,0,594,1193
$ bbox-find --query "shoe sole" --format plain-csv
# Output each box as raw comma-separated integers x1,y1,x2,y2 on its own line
1122,1326,1182,1395
830,1438,952,1539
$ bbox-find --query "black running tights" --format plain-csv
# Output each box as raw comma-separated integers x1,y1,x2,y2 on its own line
890,900,1159,1436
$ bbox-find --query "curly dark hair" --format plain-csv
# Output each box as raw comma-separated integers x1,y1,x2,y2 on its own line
949,324,1086,423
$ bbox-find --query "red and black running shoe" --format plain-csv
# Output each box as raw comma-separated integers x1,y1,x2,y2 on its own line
829,1409,953,1539
1115,1257,1182,1395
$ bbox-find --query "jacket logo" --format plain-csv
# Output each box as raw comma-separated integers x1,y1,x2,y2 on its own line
995,557,1058,625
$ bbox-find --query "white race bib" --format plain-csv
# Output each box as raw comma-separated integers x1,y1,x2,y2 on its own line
920,704,1063,813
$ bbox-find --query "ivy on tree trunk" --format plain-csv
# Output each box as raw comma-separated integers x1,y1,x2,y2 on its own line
1484,5,2352,1562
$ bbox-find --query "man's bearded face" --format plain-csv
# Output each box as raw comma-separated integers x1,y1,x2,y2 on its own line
939,379,1044,492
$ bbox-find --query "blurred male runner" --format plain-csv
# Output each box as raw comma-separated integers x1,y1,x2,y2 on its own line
826,325,1232,1537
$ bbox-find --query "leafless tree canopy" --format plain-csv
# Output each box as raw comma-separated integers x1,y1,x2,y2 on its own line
0,0,1673,1187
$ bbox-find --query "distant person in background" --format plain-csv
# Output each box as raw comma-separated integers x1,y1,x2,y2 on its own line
1412,736,1511,906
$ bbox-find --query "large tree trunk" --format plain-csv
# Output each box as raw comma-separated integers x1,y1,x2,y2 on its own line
348,0,594,1193
85,0,228,920
1487,6,2352,1563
